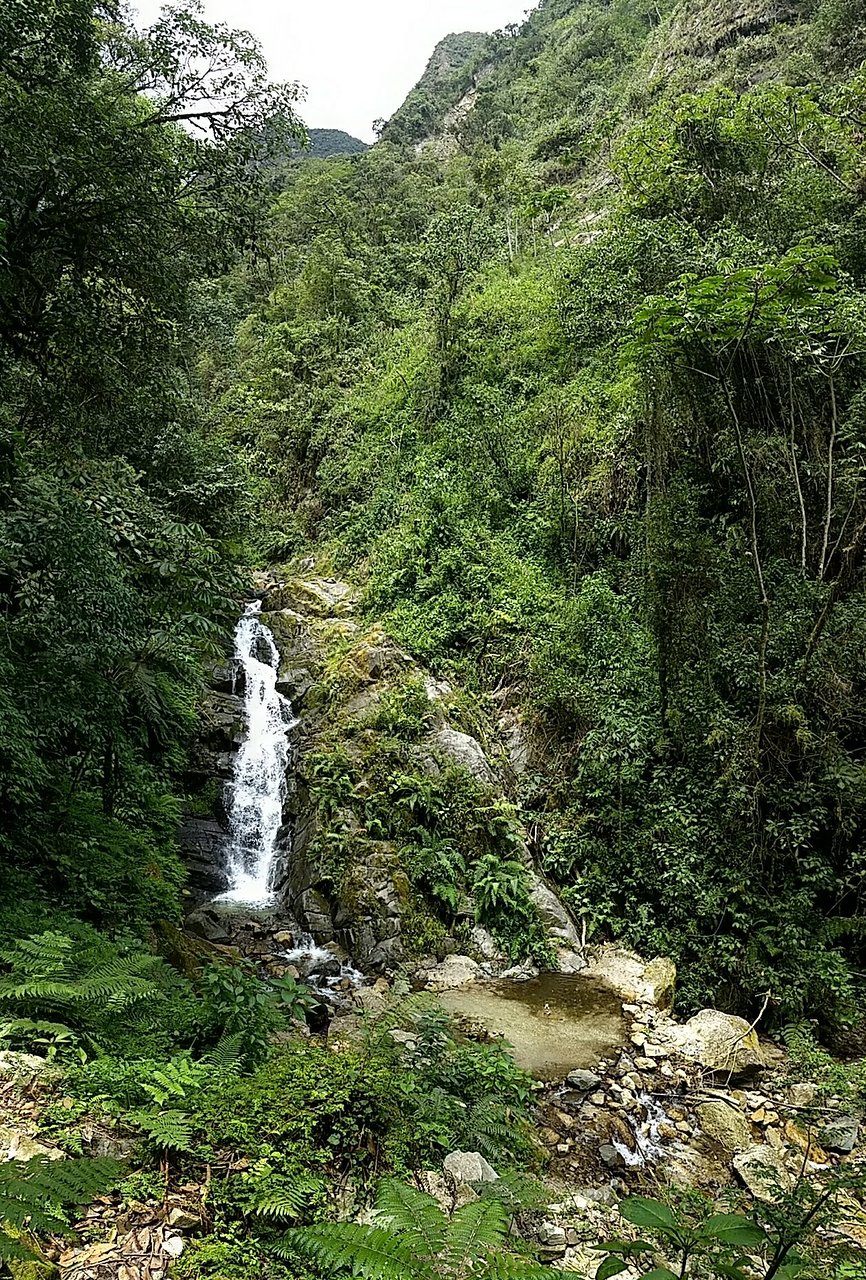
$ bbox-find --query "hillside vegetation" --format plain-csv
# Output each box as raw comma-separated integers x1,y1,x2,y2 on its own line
3,0,866,1276
202,0,866,1029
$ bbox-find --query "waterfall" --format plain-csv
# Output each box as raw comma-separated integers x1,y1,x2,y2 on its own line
217,601,296,906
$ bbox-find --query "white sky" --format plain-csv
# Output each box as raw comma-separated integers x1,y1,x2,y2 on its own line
133,1,535,142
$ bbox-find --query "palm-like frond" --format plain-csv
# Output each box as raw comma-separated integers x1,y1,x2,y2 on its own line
442,1198,510,1279
280,1222,429,1280
375,1179,448,1257
0,1156,122,1259
128,1108,195,1153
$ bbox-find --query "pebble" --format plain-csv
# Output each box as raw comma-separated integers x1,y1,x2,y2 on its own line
634,1056,656,1070
590,1092,606,1106
631,1031,647,1048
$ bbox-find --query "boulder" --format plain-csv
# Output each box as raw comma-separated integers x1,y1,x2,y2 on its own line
0,1126,61,1162
669,1009,767,1077
733,1146,792,1201
584,945,673,1006
425,955,481,991
642,957,676,1012
469,926,504,962
527,875,581,947
566,1068,602,1092
696,1100,752,1152
443,1151,498,1185
820,1116,859,1154
0,1051,47,1077
426,728,498,788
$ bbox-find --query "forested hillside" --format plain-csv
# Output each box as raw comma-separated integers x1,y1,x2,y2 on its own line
204,0,866,1029
4,0,866,1276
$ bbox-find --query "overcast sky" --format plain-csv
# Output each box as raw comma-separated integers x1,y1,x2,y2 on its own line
133,1,535,142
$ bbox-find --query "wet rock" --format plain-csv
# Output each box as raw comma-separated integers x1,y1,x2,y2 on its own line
668,1009,766,1077
499,963,537,981
696,1100,752,1152
425,955,481,991
566,1068,602,1092
733,1146,792,1201
443,1151,498,1185
820,1116,859,1153
557,947,587,974
599,1143,625,1169
184,906,230,943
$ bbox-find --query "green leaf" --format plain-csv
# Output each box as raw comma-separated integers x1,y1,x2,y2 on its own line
641,1270,680,1280
620,1198,679,1234
596,1259,629,1280
702,1214,766,1247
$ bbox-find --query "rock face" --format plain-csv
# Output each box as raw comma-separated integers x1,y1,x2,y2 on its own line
528,874,581,947
669,1009,766,1077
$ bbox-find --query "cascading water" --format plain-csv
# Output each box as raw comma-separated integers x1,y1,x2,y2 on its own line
217,602,296,906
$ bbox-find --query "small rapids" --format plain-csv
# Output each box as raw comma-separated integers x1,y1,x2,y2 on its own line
280,933,365,1005
612,1091,670,1167
217,602,296,906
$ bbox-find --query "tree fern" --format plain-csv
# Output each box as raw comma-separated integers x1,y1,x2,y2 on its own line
0,1155,122,1260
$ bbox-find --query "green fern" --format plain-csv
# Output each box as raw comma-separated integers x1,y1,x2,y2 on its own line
128,1108,195,1153
245,1173,326,1221
0,932,164,1055
201,1030,246,1071
0,1155,122,1260
282,1178,551,1280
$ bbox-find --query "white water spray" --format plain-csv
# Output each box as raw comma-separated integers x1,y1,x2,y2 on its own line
218,602,296,906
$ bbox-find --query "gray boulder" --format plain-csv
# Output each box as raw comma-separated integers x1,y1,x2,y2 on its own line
443,1151,498,1185
820,1116,859,1153
668,1009,766,1077
426,728,497,787
528,875,581,947
566,1068,602,1092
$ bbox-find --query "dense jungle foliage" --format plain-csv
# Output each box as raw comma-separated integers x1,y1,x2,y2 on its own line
198,0,866,1031
5,0,866,1277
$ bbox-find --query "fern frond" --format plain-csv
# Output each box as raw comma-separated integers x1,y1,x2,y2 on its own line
128,1109,195,1153
484,1254,553,1280
247,1175,324,1221
443,1198,510,1276
0,1232,36,1261
375,1179,447,1257
0,1155,122,1260
282,1222,430,1280
202,1031,246,1071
